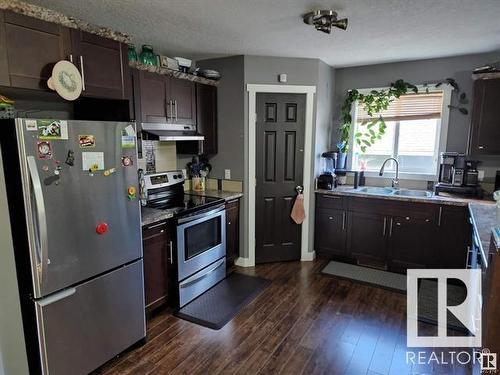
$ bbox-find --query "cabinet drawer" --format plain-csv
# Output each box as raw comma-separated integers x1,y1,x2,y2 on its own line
316,194,344,209
142,221,168,238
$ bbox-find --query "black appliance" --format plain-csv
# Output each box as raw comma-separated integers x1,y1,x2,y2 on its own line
143,171,226,308
435,152,482,197
317,151,336,190
495,171,500,192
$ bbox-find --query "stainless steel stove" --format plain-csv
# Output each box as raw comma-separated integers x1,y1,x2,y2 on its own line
143,171,226,308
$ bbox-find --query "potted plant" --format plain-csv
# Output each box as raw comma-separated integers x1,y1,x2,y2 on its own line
186,156,212,192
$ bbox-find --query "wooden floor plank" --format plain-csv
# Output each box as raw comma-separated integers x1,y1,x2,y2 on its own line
91,259,476,375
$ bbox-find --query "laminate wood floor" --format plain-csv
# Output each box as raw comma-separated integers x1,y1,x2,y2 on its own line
92,260,477,375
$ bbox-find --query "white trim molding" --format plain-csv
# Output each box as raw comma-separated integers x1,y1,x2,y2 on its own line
241,84,316,267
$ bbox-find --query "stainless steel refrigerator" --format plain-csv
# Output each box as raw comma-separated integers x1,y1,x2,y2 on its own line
0,118,146,375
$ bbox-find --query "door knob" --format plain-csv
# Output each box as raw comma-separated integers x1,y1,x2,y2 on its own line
295,185,304,194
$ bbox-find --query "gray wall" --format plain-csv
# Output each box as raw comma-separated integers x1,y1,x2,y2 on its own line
334,50,500,179
0,149,30,375
181,55,246,180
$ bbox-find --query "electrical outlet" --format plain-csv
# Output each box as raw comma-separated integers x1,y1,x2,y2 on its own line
225,169,231,180
182,169,187,178
478,170,485,181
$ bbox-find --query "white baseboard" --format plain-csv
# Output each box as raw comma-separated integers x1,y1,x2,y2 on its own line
235,257,255,267
301,251,316,262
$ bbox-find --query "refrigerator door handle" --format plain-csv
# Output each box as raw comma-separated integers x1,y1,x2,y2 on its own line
38,288,76,307
27,156,48,287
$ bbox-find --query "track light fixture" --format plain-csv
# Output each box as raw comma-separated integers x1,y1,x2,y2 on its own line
303,10,348,34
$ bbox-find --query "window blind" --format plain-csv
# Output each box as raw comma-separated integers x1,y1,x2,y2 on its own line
356,92,444,122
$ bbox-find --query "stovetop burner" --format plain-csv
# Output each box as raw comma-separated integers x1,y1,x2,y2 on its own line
152,193,224,216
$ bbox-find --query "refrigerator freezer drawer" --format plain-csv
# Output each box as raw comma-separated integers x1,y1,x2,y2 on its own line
35,260,145,375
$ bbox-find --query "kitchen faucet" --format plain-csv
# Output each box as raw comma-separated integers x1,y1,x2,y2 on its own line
379,157,399,188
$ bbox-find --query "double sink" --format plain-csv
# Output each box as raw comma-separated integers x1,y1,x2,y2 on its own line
356,187,433,198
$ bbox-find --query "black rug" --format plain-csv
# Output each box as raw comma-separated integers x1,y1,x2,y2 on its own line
175,273,270,330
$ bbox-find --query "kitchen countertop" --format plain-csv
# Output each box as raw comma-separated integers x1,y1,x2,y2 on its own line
141,190,243,227
186,189,243,202
315,186,491,206
141,206,176,228
469,203,498,256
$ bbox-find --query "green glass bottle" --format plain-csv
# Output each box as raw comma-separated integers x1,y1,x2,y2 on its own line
139,45,157,66
127,44,138,62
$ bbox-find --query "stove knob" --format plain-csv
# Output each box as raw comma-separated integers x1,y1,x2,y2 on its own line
173,175,178,179
96,222,108,235
177,174,183,179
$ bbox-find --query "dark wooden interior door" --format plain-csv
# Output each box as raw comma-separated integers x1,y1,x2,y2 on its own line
256,93,305,264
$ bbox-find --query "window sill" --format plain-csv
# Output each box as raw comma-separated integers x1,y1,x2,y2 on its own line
359,171,437,182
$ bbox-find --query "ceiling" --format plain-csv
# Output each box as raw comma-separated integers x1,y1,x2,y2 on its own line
27,0,500,67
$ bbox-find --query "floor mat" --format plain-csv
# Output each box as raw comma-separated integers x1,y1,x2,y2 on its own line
321,261,407,292
175,272,271,330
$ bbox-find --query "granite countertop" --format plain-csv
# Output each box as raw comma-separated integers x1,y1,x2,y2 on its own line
141,206,176,227
469,203,498,256
186,189,243,201
315,186,492,207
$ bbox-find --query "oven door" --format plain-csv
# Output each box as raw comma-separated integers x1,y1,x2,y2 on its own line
176,205,226,281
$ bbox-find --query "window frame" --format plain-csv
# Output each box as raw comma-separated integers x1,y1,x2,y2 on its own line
347,85,453,181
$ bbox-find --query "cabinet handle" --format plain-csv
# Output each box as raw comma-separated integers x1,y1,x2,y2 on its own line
69,54,73,63
169,240,173,265
328,216,333,220
465,246,473,268
146,222,165,230
228,221,231,225
389,218,393,237
79,55,86,91
342,211,346,231
174,100,178,121
382,217,387,236
438,207,442,227
478,146,485,150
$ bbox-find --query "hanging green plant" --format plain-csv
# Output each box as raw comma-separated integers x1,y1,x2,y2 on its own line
338,78,468,154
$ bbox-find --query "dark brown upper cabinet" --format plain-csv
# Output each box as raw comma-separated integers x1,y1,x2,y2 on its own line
70,30,129,100
138,70,170,123
0,11,128,100
468,76,500,155
0,10,71,90
177,83,218,155
169,77,196,125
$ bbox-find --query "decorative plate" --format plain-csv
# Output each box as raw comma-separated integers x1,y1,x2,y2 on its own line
47,60,83,101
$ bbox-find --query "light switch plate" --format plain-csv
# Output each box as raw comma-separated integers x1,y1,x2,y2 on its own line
225,169,231,179
182,169,187,178
478,170,485,181
279,73,287,83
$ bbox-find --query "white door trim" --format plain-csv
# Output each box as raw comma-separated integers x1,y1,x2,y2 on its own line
238,84,316,267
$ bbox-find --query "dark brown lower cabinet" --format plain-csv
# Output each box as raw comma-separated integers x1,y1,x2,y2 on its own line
314,193,470,274
225,199,240,273
314,208,347,258
347,211,388,269
388,216,437,272
142,221,170,313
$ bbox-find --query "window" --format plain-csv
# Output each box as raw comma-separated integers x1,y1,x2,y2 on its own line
349,89,450,180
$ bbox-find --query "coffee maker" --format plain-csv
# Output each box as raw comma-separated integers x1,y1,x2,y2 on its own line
435,152,482,196
317,152,336,190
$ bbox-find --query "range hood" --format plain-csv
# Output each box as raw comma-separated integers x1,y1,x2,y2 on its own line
141,123,204,141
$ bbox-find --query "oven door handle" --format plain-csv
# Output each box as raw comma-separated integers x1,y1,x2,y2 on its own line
177,205,225,224
179,258,225,289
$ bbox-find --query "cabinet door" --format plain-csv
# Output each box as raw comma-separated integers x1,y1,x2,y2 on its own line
347,212,388,269
0,10,71,89
142,222,170,312
139,71,170,123
71,30,128,99
314,209,346,258
388,216,436,273
196,84,217,155
225,199,240,271
438,206,471,269
469,78,500,155
169,77,196,125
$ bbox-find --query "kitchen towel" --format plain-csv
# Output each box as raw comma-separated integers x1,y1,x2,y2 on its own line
291,193,305,224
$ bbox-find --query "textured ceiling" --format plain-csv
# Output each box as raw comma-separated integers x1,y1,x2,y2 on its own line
27,0,500,67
